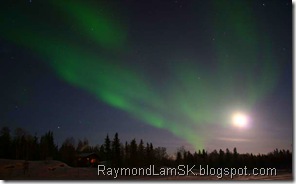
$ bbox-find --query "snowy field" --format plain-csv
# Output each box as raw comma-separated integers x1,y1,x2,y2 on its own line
0,159,292,180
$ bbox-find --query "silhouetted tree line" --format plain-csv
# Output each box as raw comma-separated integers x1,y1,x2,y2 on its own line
0,126,292,170
0,127,58,161
174,146,292,170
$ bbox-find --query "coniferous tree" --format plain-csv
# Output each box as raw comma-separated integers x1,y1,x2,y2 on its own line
124,141,130,167
138,139,144,166
193,151,198,165
233,147,238,167
13,128,28,159
225,148,231,167
145,143,151,166
149,143,154,165
154,147,168,166
0,127,11,158
112,133,121,167
130,139,137,167
31,133,40,160
59,137,76,166
176,151,182,165
39,131,58,160
218,149,225,167
104,134,111,162
99,145,105,161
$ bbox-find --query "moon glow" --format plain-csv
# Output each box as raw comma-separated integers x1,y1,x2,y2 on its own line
232,112,248,128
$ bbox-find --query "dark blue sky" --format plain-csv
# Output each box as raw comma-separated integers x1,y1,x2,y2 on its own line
0,0,292,154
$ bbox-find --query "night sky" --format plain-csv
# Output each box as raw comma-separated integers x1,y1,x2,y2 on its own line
0,0,292,155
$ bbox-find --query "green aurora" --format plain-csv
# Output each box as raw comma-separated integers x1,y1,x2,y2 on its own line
0,0,279,150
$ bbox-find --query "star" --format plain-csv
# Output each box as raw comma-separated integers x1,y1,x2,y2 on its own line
57,126,60,129
262,3,266,6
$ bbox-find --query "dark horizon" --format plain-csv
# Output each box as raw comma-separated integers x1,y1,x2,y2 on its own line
0,125,292,162
0,125,292,180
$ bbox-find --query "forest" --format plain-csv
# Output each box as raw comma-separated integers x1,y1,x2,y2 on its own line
0,126,292,171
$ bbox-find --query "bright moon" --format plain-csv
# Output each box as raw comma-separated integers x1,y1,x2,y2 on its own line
232,112,248,128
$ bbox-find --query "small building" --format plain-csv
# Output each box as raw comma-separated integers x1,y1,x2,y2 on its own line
76,152,99,167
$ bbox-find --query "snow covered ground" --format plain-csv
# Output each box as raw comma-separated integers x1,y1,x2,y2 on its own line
0,159,292,180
